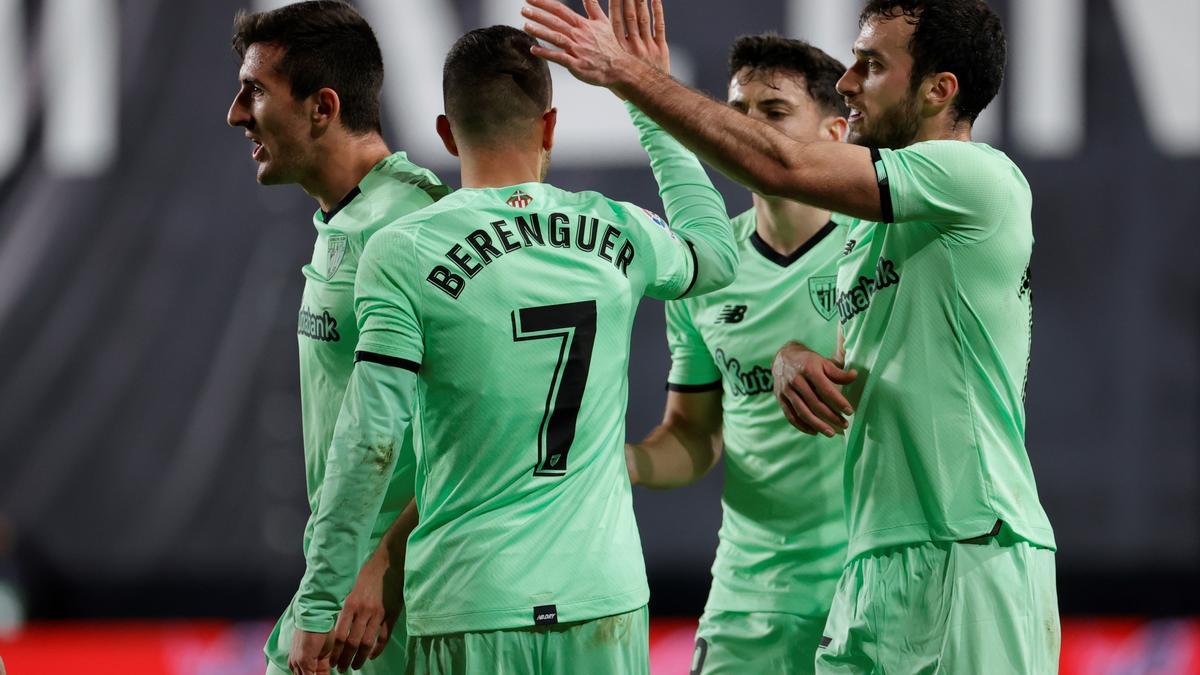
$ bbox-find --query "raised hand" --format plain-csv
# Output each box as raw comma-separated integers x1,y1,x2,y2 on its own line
610,0,670,73
521,0,631,87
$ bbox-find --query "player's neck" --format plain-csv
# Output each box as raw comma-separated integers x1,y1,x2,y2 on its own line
913,113,974,144
753,194,831,256
303,133,391,213
457,149,544,189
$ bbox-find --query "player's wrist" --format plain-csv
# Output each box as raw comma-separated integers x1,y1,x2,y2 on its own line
610,53,652,100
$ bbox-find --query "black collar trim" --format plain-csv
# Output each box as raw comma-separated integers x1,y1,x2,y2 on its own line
321,186,363,222
749,220,838,268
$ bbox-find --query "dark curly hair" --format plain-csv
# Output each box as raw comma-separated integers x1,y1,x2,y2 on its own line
860,0,1006,123
232,1,383,134
729,34,848,117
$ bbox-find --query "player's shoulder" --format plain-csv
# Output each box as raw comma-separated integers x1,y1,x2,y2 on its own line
359,153,450,223
361,214,425,261
370,152,449,201
890,140,1028,189
532,184,669,236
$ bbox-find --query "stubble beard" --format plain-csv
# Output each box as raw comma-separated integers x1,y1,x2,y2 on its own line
849,92,921,150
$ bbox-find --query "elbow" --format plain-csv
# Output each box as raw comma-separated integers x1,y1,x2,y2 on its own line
693,218,740,290
710,236,739,289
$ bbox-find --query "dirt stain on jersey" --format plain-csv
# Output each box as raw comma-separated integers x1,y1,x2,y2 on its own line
366,440,395,475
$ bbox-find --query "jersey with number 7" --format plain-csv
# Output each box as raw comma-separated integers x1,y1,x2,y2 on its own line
354,164,733,635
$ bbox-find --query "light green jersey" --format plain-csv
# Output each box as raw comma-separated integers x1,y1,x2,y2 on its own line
353,169,735,635
836,141,1055,561
666,209,847,617
266,153,447,661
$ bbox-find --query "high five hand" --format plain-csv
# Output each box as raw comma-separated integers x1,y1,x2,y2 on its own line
522,0,670,87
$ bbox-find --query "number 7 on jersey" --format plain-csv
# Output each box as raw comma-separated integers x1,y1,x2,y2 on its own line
510,300,598,477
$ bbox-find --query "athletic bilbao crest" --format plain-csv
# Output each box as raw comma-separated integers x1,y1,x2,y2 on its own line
506,189,533,208
326,233,347,277
809,275,837,321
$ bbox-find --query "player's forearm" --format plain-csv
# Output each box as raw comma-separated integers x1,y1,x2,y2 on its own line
625,101,738,295
629,420,722,489
614,59,881,221
293,362,416,633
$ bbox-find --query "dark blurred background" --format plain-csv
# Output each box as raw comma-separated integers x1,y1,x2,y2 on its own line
0,0,1196,661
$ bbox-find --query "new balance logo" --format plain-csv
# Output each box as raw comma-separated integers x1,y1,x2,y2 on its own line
715,304,747,324
506,189,533,208
843,239,858,256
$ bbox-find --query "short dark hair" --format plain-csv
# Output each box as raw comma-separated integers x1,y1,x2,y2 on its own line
232,1,383,134
729,34,848,117
860,0,1006,123
442,26,553,144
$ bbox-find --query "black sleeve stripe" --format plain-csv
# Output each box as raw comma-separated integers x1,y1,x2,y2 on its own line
674,238,701,300
666,380,722,393
870,148,895,224
355,351,420,372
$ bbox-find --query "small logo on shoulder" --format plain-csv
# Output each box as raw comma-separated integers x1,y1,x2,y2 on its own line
642,208,670,230
819,635,832,648
842,238,858,256
533,604,558,625
715,304,748,324
506,189,533,208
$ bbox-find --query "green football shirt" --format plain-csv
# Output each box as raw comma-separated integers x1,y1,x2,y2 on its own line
265,153,447,659
353,174,735,635
836,140,1055,561
290,107,736,637
666,209,847,617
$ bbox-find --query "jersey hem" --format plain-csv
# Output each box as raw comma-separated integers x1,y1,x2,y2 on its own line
405,586,649,636
703,590,838,618
846,518,1057,562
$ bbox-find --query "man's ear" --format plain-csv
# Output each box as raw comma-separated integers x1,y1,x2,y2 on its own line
313,87,340,132
823,115,850,143
542,108,558,152
436,115,459,157
922,71,959,117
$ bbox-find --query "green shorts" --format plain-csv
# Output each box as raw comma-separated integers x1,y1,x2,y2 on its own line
405,606,648,675
816,532,1059,674
264,601,407,675
691,610,827,675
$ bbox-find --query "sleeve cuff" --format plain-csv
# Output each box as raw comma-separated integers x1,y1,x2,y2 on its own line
870,148,895,223
356,351,420,372
666,380,722,393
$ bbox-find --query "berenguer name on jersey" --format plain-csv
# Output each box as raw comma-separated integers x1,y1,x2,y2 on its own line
427,212,637,299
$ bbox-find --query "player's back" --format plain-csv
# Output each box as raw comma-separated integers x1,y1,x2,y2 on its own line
358,182,693,636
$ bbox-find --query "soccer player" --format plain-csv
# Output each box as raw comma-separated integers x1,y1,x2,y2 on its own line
524,0,1059,672
626,34,850,675
226,3,448,674
289,23,738,675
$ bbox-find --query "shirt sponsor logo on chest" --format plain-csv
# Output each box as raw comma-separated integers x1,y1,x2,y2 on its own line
837,257,900,323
